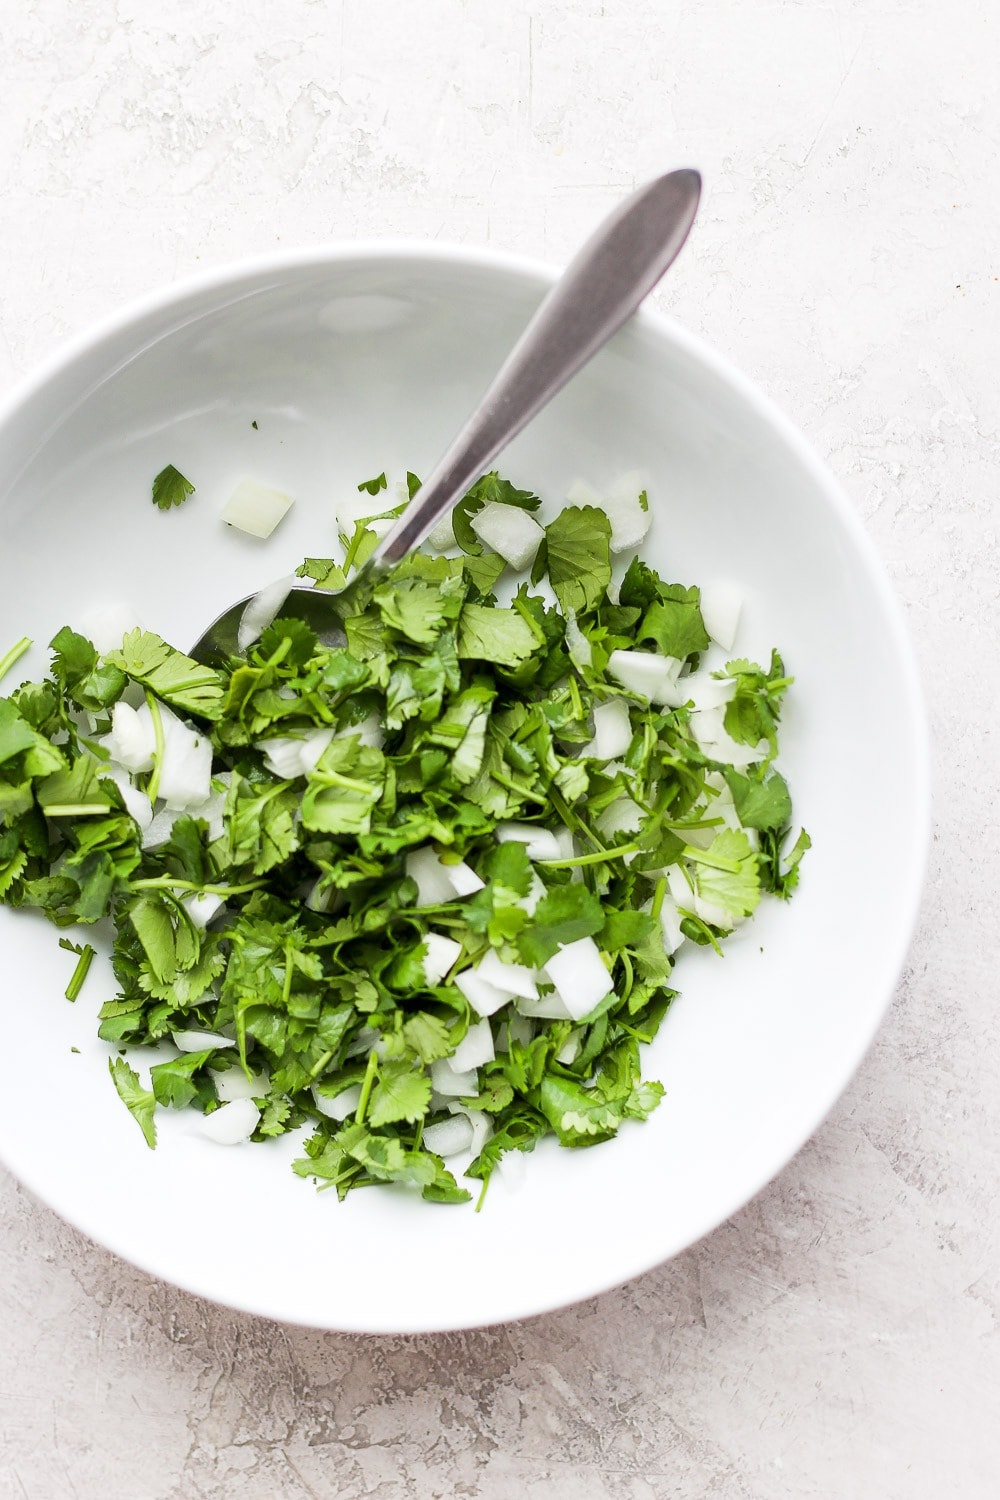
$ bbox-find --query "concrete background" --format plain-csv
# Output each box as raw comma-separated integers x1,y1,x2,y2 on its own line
0,1,997,1495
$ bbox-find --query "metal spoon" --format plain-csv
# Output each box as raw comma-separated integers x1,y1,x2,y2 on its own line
191,168,701,663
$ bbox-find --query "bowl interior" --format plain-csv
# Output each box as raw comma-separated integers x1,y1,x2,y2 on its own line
0,248,927,1332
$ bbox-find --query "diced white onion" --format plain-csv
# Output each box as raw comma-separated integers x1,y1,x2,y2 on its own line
141,805,183,850
586,698,633,760
506,1014,535,1047
171,1028,234,1052
514,871,547,916
237,573,298,653
182,891,224,930
450,1017,495,1071
105,701,157,774
422,932,462,985
700,582,744,652
260,726,335,780
422,1114,474,1158
157,707,214,812
603,493,652,554
659,897,685,955
312,1082,362,1121
607,649,683,704
607,469,648,506
514,990,574,1021
477,949,539,1000
447,1102,492,1156
566,477,605,507
496,821,563,862
406,846,458,906
222,479,294,540
544,936,614,1021
429,1059,478,1097
215,1067,268,1102
454,968,510,1018
555,1031,582,1065
681,673,738,712
426,513,456,552
469,501,544,570
199,1098,260,1145
446,860,484,896
103,765,153,831
595,796,644,842
336,712,384,749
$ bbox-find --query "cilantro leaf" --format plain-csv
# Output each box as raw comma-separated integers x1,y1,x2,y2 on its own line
544,506,611,615
109,1057,157,1148
366,1059,432,1127
151,464,195,510
106,631,223,719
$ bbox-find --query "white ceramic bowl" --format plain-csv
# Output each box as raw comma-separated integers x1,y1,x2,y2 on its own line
0,246,928,1332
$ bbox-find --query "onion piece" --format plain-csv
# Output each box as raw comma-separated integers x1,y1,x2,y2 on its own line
237,573,298,653
221,479,294,540
422,1114,474,1158
544,937,614,1021
514,990,574,1021
700,582,743,651
585,698,633,760
603,493,652,554
595,796,644,842
406,846,457,906
103,765,154,831
566,477,605,507
426,513,456,552
607,649,683,704
312,1082,362,1121
496,821,563,862
450,1017,495,1071
469,502,544,570
157,707,214,811
429,1059,478,1097
105,701,157,773
182,891,225,930
454,968,510,1018
215,1067,269,1102
477,949,539,1000
171,1028,235,1052
199,1098,260,1145
446,860,484,896
422,932,462,985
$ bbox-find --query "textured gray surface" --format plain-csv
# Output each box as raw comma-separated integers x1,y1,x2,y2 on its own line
1,1,997,1495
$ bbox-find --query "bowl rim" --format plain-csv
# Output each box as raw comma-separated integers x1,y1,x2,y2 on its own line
0,239,932,1330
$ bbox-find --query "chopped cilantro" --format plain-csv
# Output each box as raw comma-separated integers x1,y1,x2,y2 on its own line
0,466,807,1205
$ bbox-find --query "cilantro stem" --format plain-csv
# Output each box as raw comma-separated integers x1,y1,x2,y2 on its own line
44,803,113,817
144,690,165,804
651,877,667,920
130,876,267,897
0,635,31,684
474,1175,490,1213
307,1050,334,1082
354,1048,379,1125
62,942,95,1001
547,787,606,854
538,843,640,869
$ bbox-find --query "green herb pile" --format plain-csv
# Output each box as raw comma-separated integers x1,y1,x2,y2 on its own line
0,473,807,1207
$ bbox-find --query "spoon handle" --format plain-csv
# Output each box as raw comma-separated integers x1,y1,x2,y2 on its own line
368,168,701,572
